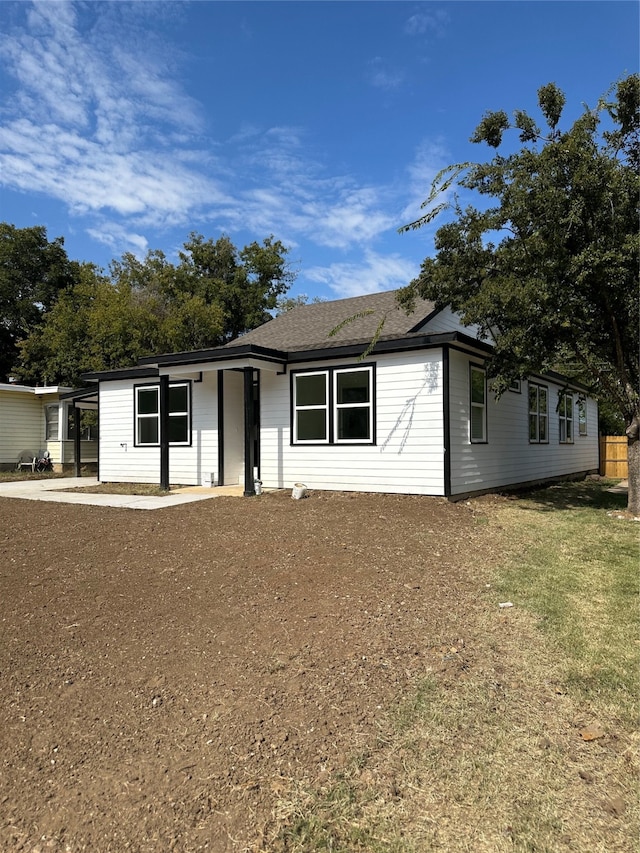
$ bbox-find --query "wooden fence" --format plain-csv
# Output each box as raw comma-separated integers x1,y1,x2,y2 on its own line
599,435,628,478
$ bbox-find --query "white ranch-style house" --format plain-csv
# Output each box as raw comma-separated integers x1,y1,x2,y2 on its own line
68,290,598,498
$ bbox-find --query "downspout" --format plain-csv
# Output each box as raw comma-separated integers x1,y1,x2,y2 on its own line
243,367,255,496
159,375,170,490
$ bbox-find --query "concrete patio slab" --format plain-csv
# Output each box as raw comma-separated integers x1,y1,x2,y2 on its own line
0,478,248,510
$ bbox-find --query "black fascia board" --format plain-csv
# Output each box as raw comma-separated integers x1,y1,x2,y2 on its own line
59,387,99,402
138,343,287,368
284,331,494,364
529,369,591,393
407,306,442,333
81,366,160,383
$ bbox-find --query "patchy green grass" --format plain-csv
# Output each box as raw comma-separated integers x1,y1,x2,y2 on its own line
268,480,640,853
493,480,639,725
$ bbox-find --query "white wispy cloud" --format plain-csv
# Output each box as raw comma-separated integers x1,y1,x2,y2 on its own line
0,0,447,289
0,1,210,226
401,138,451,224
305,251,419,299
404,9,449,39
367,57,404,91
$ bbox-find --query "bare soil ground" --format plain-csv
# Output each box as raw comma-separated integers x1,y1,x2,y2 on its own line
0,489,633,852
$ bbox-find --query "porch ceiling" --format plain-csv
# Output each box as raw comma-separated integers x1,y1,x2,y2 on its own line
158,355,285,376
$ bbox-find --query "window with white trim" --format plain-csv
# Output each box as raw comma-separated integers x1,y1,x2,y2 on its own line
469,365,487,443
529,382,548,443
292,365,374,444
45,404,59,440
559,391,574,443
578,398,587,436
134,382,191,446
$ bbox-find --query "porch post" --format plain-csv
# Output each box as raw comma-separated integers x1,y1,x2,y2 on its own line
217,370,225,487
73,405,81,477
243,367,255,496
159,375,170,490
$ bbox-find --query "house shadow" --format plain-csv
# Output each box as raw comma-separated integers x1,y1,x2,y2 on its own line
494,478,629,514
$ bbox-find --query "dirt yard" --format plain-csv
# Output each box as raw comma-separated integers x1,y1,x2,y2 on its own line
1,488,631,852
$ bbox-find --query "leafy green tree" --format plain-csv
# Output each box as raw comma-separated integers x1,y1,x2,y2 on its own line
15,263,156,385
15,233,294,385
0,223,77,381
179,234,295,341
400,76,640,514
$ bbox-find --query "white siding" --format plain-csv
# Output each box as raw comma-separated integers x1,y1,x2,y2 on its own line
448,349,599,495
418,305,487,340
259,350,446,495
98,374,220,486
222,370,244,486
0,389,44,465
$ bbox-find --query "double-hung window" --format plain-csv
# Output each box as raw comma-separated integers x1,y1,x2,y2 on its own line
45,404,59,440
469,365,487,443
292,365,374,445
334,368,373,442
528,382,548,443
578,398,587,436
293,372,329,442
559,392,574,443
134,382,191,446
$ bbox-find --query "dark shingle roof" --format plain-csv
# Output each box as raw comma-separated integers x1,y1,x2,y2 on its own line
229,290,437,352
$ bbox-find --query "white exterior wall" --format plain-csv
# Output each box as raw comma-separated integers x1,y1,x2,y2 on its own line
418,305,486,340
98,374,220,486
259,350,446,495
222,370,244,486
448,349,599,495
0,388,44,465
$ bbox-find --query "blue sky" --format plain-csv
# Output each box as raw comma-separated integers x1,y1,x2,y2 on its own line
0,1,637,301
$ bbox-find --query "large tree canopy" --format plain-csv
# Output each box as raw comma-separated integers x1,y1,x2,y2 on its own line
400,75,640,513
0,224,78,381
13,233,294,387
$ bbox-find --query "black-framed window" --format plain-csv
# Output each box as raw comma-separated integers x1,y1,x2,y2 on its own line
559,391,574,444
469,364,487,443
529,382,548,443
134,382,191,446
292,364,375,445
578,398,587,436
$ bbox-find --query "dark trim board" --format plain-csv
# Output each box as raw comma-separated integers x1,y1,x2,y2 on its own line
160,375,170,491
217,370,225,487
243,367,256,496
443,346,451,498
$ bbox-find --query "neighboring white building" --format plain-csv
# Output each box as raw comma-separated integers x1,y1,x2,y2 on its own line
80,290,599,497
0,383,98,471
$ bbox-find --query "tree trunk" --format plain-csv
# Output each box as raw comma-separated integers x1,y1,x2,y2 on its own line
626,413,640,516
